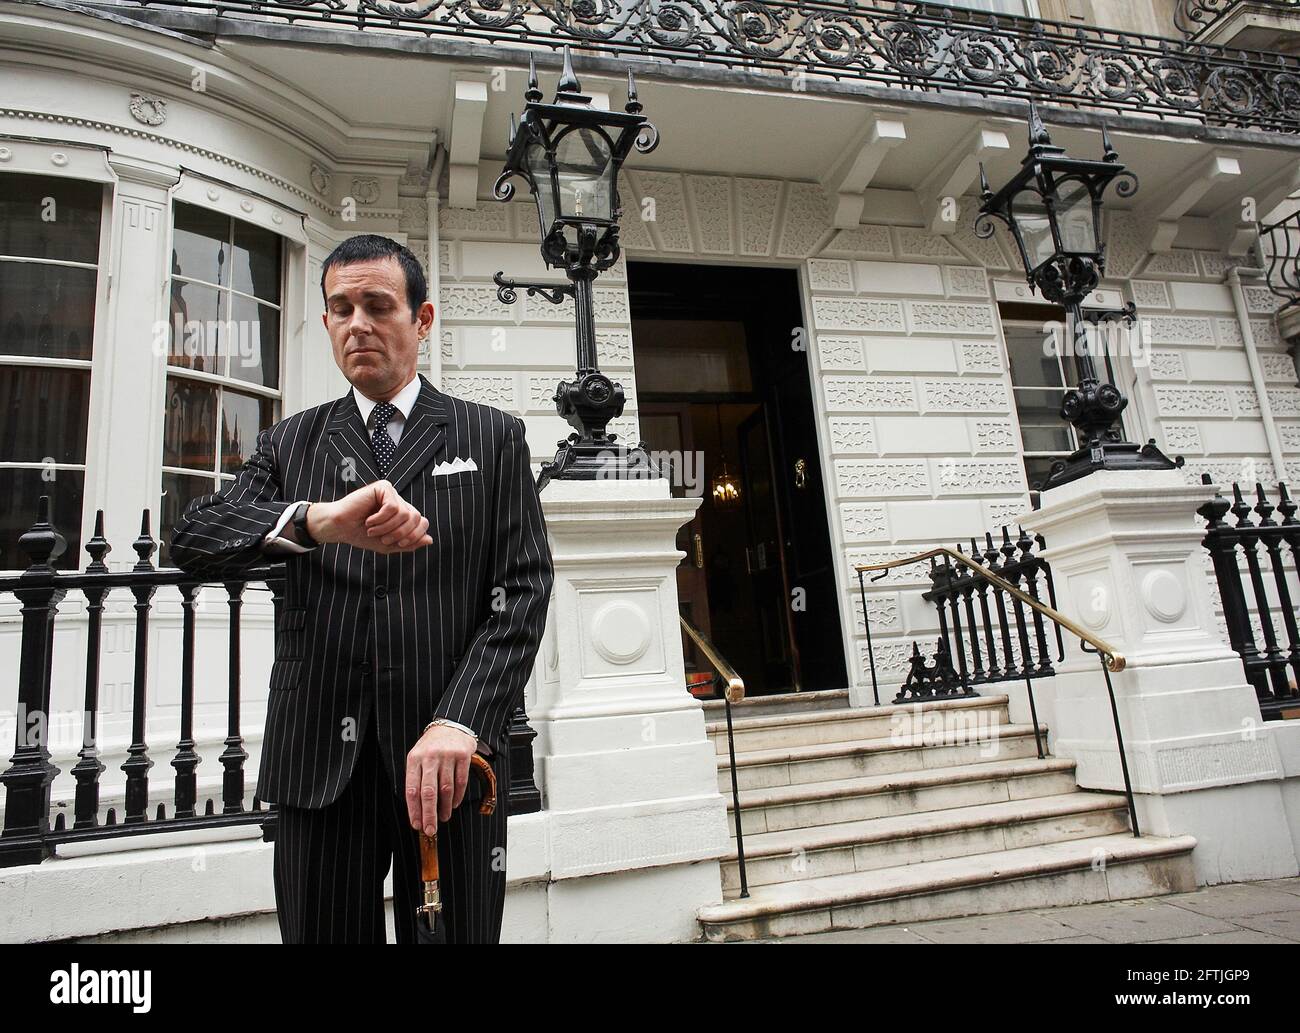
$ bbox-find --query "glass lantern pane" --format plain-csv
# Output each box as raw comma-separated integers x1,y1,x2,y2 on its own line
1056,179,1096,254
524,141,556,232
1013,193,1057,272
555,128,613,221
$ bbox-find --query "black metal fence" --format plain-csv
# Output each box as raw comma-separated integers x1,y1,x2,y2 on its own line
0,498,540,869
120,0,1300,134
858,525,1063,708
1198,477,1300,720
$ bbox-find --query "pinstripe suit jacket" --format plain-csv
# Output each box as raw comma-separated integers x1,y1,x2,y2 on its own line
169,374,555,810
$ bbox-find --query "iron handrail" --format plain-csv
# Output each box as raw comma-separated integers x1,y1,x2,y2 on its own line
855,547,1125,673
854,545,1140,837
680,614,749,898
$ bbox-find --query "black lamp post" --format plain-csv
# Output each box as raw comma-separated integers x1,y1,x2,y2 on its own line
493,46,661,490
976,104,1178,491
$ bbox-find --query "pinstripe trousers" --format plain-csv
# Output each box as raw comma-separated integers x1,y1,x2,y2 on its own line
271,697,510,944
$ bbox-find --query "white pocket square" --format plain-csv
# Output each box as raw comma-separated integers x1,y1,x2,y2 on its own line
430,457,477,477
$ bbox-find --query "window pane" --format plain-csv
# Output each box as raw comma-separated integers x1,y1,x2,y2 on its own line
0,366,90,463
1020,420,1074,455
0,260,98,360
227,295,279,389
0,173,102,264
0,467,84,570
163,376,218,472
221,389,276,474
167,279,224,374
1005,328,1063,388
232,221,282,303
160,471,217,568
172,203,229,287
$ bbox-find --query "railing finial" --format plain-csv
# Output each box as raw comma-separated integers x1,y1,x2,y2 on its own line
17,495,67,571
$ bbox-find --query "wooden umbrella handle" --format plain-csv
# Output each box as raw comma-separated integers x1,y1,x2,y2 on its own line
418,752,499,879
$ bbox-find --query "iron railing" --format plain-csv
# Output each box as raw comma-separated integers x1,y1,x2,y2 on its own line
108,0,1300,134
1198,477,1300,720
1259,209,1300,313
855,533,1139,837
0,497,541,868
888,528,1063,719
680,614,748,898
1175,0,1300,40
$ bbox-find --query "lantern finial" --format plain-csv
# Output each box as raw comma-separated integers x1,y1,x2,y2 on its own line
1101,123,1118,163
525,54,542,103
1028,101,1050,147
625,69,642,114
557,45,581,98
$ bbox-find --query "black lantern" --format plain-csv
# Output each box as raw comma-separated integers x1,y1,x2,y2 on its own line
493,47,661,489
976,104,1179,491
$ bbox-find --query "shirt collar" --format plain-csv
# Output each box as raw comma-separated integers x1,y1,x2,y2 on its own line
353,373,421,428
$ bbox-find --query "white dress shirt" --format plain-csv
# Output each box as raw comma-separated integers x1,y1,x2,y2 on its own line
260,375,479,743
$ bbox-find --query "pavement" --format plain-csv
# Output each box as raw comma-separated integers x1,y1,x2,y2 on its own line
740,877,1300,943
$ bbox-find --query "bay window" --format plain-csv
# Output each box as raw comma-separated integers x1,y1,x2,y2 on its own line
160,202,283,564
0,173,103,569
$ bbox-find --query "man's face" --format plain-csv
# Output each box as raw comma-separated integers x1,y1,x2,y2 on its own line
321,255,435,400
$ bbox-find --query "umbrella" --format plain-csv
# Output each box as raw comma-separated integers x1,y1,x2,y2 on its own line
415,751,498,943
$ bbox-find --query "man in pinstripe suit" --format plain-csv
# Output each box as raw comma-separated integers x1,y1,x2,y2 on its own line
170,235,554,943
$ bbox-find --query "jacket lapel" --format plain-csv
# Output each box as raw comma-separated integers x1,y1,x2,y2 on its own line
386,374,450,494
325,392,383,487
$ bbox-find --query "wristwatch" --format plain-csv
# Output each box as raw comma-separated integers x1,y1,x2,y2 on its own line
291,502,320,549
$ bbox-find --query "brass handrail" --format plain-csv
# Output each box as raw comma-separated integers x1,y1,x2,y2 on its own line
680,615,745,703
679,612,749,897
855,546,1126,673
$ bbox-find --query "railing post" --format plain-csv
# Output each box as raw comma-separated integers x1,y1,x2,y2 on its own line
221,580,248,814
0,498,67,866
171,580,202,819
122,511,157,823
71,512,110,830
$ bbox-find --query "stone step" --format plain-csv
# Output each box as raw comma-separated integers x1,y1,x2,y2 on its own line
701,689,850,724
707,695,1011,755
720,792,1131,895
727,757,1081,837
718,724,1046,794
697,833,1198,941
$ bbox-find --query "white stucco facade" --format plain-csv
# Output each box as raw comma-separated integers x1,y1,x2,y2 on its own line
3,0,1300,941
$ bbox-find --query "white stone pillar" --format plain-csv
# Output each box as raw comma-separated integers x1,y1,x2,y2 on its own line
1021,468,1298,883
532,477,726,942
86,154,180,560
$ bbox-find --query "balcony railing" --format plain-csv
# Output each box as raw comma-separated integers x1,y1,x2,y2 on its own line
113,0,1300,134
1175,0,1300,40
1259,208,1300,313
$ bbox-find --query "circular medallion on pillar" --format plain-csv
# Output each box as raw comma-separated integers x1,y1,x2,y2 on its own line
591,601,651,665
1141,568,1187,624
1072,578,1113,631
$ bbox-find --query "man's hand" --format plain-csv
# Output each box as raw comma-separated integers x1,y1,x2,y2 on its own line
405,723,478,833
306,480,432,553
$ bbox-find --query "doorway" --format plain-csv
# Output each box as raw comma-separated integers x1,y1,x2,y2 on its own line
629,261,847,698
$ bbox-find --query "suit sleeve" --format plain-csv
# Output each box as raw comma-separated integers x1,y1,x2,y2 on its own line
168,427,293,578
433,415,554,744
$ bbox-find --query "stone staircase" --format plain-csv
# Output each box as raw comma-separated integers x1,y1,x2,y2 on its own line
696,691,1197,941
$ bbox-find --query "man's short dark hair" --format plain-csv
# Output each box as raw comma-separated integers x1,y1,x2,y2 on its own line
320,234,427,320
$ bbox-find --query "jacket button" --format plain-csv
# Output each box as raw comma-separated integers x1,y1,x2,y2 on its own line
374,585,388,599
355,660,372,673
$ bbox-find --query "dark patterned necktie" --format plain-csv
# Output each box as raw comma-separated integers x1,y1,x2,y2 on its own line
370,401,398,475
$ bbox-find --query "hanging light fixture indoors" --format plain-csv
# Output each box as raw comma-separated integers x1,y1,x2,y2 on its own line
710,404,742,508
